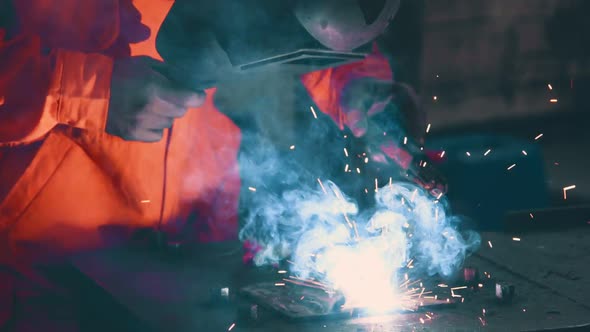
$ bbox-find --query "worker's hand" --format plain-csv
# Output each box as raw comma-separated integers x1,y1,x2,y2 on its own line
340,77,393,137
106,56,205,142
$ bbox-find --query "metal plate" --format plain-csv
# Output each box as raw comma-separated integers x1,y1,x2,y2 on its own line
240,282,453,321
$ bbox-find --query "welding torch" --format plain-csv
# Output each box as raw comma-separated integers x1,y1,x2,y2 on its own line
365,88,448,198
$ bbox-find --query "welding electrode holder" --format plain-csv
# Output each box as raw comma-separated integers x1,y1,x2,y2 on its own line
407,151,449,198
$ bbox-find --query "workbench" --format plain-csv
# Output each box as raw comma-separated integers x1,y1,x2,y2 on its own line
67,227,590,331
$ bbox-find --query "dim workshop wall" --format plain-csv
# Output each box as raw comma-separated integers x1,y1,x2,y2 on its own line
419,0,589,128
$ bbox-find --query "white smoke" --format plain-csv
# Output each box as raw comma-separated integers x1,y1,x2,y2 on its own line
239,172,480,311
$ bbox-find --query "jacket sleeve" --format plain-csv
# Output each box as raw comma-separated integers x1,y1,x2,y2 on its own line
0,0,118,146
300,47,393,129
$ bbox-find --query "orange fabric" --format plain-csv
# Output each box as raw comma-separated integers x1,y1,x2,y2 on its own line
300,46,393,129
0,0,241,265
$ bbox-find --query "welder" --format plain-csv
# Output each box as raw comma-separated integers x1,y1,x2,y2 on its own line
0,0,437,330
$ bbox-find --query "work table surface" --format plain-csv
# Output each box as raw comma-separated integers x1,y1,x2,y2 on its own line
70,228,590,331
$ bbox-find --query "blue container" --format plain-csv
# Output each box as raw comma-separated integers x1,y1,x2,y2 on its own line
426,135,549,230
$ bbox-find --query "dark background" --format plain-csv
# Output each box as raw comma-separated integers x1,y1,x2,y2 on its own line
379,0,590,208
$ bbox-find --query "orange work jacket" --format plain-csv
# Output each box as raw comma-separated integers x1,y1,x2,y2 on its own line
0,0,242,264
0,1,393,328
0,0,393,264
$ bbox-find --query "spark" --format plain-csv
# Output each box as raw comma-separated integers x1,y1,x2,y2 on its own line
437,284,448,288
352,221,360,240
274,283,286,287
364,157,369,164
550,98,558,103
512,237,521,241
530,213,534,219
433,96,438,101
484,149,491,156
478,283,483,288
345,164,349,172
534,133,544,140
478,317,486,326
248,187,257,192
375,179,379,192
563,185,576,200
389,177,393,187
310,106,318,119
403,136,408,145
522,150,527,156
422,161,428,167
228,323,236,331
140,199,151,204
466,152,471,157
406,259,414,268
488,241,493,248
317,179,327,194
411,189,418,202
426,123,431,133
451,286,467,298
278,270,287,274
343,214,354,228
436,192,443,200
548,83,553,90
440,150,446,158
483,308,486,316
283,279,328,291
356,168,361,174
420,318,425,324
344,148,349,157
507,164,516,171
290,145,295,150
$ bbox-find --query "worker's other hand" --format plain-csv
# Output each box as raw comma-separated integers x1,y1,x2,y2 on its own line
107,56,205,142
340,77,393,137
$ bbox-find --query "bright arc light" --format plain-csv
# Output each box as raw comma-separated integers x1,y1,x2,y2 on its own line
317,240,406,312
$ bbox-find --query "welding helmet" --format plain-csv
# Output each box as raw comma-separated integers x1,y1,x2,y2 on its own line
156,0,400,88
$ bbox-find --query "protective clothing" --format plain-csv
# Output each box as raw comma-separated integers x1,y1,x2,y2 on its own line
0,3,241,328
0,0,394,329
0,0,243,258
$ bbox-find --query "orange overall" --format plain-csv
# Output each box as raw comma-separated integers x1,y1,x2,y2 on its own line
0,0,392,328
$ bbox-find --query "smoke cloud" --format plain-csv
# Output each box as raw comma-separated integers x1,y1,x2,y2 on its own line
238,119,480,310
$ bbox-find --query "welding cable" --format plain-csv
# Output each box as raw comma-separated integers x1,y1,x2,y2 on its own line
156,125,174,245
